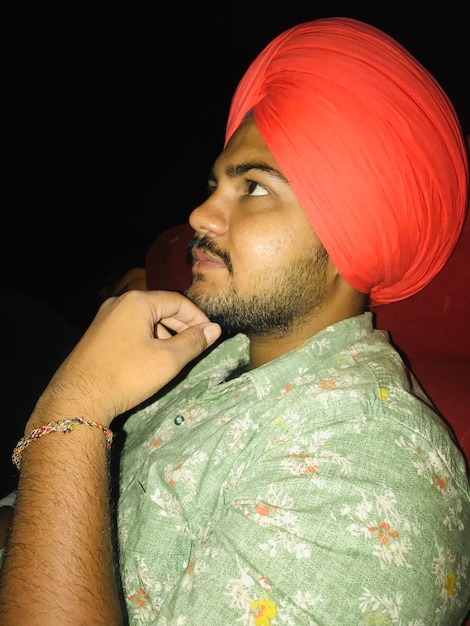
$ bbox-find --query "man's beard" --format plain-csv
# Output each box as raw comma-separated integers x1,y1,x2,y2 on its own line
186,242,330,338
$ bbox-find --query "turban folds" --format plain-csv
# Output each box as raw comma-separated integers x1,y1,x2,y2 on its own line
225,17,468,305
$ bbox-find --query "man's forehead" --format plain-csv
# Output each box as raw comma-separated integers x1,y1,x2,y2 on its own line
213,118,280,174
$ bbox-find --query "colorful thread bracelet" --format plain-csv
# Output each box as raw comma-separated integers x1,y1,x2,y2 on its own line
12,417,113,470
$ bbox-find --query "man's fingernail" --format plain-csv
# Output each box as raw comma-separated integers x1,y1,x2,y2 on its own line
204,323,222,344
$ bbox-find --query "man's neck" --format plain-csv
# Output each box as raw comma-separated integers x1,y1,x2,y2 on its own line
247,305,366,370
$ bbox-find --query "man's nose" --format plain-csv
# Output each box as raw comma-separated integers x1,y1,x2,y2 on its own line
188,195,229,238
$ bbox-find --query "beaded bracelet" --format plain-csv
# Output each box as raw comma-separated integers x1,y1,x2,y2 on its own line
12,417,113,470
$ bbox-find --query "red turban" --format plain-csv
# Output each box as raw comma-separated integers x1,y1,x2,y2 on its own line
225,17,468,305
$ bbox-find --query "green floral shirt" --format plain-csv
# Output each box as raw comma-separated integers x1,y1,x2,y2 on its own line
116,313,470,625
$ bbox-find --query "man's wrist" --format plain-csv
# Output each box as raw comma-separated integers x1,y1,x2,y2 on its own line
13,418,113,470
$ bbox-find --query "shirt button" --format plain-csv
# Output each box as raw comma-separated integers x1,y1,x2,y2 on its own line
174,415,185,426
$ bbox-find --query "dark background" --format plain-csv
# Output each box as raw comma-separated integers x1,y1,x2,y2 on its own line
2,3,469,330
0,3,469,498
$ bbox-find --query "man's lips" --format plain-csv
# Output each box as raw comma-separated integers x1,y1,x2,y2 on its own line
191,249,227,271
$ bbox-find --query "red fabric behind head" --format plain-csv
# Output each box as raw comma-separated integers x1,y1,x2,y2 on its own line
226,17,468,305
375,214,470,361
145,223,193,293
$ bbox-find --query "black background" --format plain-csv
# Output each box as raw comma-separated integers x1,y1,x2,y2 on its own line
0,3,469,498
2,2,469,329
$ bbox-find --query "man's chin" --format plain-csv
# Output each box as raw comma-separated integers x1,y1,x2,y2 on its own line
184,289,229,327
186,279,224,302
185,281,205,302
185,284,213,312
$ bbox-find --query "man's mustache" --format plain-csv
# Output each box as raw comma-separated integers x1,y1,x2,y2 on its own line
187,236,233,273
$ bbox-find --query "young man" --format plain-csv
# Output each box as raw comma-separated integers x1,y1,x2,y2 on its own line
0,17,469,625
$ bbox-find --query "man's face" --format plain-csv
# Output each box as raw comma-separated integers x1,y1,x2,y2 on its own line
186,116,337,338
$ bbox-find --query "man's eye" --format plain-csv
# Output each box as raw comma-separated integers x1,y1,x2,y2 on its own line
247,180,268,196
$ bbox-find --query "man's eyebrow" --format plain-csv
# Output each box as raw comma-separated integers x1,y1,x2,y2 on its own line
208,162,289,184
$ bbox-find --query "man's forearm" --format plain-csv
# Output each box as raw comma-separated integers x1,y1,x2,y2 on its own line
0,290,222,624
0,425,123,625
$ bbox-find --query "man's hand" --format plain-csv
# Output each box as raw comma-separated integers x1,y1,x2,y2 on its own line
28,289,221,431
0,290,221,625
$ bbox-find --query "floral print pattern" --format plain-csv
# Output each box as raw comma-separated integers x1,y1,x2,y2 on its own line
117,313,470,624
